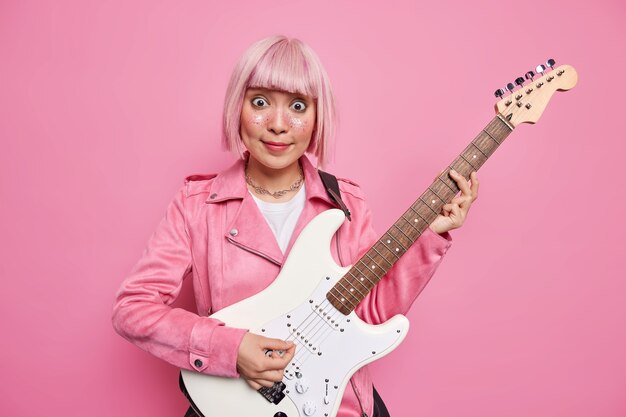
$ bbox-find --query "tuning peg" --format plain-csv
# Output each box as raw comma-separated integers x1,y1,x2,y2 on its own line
506,82,515,92
525,71,535,81
494,88,506,98
536,64,547,74
515,77,525,87
546,58,556,69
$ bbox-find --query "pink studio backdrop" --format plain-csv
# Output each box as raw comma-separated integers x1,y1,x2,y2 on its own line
1,0,625,416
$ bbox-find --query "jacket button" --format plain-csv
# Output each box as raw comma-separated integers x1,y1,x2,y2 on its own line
229,228,238,237
194,359,203,368
209,193,217,199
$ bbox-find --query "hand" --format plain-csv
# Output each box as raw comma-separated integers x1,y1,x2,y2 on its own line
236,332,295,390
429,170,479,234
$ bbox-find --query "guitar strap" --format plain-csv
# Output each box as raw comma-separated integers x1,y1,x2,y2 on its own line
318,170,352,221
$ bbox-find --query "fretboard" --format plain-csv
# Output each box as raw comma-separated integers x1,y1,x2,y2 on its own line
326,115,514,315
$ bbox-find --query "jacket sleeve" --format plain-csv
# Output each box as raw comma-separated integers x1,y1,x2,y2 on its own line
347,194,452,325
112,186,247,377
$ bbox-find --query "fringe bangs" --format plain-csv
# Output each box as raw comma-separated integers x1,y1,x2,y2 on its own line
248,40,320,98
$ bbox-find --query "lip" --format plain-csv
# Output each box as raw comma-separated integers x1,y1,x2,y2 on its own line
261,140,293,152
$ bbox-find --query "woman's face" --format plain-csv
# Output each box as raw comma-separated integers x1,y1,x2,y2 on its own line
240,88,316,173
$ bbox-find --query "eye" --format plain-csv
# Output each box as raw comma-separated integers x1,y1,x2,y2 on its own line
290,100,307,112
251,97,268,108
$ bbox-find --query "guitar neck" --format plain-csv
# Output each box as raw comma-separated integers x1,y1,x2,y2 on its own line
327,114,515,315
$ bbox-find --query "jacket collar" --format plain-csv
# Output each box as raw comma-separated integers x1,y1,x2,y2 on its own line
205,154,335,206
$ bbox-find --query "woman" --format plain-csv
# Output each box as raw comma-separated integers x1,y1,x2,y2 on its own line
112,35,478,417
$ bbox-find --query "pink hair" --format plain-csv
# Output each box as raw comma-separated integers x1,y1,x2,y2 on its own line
222,36,336,166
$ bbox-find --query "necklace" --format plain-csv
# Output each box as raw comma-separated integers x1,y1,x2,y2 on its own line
245,164,304,199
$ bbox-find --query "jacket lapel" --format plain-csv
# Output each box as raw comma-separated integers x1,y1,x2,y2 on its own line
206,155,338,266
225,192,285,265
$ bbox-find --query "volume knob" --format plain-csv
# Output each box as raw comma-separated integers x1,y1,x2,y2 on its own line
295,379,310,393
302,401,317,416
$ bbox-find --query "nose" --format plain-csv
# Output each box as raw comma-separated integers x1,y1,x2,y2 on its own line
267,107,288,135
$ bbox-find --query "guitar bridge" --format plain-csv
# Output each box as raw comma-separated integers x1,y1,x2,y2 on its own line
257,381,286,404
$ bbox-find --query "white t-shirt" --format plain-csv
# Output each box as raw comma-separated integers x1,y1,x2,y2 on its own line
250,185,306,254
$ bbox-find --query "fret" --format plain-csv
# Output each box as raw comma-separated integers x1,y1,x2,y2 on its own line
422,188,444,210
485,118,509,143
495,113,514,132
427,184,446,202
349,269,376,289
430,178,455,201
391,223,413,247
353,260,381,283
459,153,479,171
395,215,418,238
469,141,488,159
364,251,390,272
473,133,498,158
482,128,500,144
343,271,367,298
344,270,371,294
326,290,354,314
336,279,361,306
450,158,475,178
380,235,402,259
371,244,395,268
326,115,515,316
436,174,458,196
413,201,439,225
408,205,429,225
328,286,356,309
418,195,440,216
462,143,488,170
399,211,420,233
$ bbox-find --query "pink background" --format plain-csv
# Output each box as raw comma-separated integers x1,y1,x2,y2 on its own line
1,0,625,416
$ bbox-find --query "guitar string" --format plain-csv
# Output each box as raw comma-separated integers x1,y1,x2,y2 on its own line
286,300,346,371
291,312,346,373
286,299,333,365
284,299,340,369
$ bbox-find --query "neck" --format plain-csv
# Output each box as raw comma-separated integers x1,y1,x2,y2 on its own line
245,157,303,201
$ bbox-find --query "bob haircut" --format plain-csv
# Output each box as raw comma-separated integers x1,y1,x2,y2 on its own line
222,35,336,166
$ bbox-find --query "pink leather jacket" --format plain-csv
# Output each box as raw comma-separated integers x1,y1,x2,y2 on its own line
112,155,451,417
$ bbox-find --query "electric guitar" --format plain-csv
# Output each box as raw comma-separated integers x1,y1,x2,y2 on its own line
180,61,578,417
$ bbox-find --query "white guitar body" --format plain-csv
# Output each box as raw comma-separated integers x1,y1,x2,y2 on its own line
181,209,409,417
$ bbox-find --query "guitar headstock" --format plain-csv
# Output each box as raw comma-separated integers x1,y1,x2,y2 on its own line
494,60,578,127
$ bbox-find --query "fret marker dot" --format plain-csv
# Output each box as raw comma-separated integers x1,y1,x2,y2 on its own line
473,154,477,158
432,199,436,204
350,288,354,292
371,265,376,269
395,248,399,252
360,277,365,281
414,218,418,222
386,239,391,244
341,298,345,302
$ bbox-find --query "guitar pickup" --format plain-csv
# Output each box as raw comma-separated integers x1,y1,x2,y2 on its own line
257,381,286,404
311,302,344,331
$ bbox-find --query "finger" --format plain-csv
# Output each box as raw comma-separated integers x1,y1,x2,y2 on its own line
255,368,286,383
259,351,294,372
252,377,277,388
449,169,471,196
272,345,295,365
469,171,479,199
450,196,471,206
262,337,295,352
443,203,463,220
245,379,262,390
